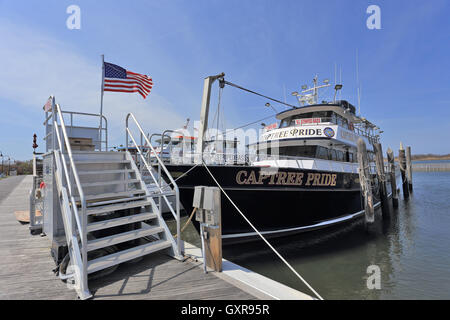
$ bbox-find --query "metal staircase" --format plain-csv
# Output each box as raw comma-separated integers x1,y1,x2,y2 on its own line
46,97,182,299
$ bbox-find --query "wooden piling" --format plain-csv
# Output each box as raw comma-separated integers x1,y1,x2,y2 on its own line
357,138,375,226
374,143,389,218
406,146,413,193
399,143,409,199
386,148,399,208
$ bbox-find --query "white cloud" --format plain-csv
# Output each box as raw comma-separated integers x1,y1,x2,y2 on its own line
0,18,185,150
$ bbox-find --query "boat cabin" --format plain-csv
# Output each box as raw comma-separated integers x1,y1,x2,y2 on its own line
253,98,380,164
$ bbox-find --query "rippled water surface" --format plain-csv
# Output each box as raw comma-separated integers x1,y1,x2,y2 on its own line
178,171,450,299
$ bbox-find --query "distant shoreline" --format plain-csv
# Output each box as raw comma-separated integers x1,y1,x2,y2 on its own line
388,155,450,162
412,157,450,161
411,155,450,161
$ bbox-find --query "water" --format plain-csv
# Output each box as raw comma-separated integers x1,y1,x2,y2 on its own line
177,170,450,299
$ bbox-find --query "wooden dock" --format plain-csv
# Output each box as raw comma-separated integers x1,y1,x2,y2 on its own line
0,175,267,300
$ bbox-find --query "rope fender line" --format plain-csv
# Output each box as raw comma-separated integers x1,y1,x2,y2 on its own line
201,160,324,300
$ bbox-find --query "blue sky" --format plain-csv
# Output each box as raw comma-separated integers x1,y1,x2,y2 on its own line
0,0,449,160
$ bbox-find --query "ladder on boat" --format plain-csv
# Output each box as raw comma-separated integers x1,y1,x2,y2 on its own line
47,97,182,299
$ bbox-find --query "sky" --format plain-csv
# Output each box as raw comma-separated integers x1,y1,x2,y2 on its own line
0,0,449,161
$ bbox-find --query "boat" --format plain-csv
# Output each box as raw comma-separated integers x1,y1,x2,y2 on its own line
160,73,395,243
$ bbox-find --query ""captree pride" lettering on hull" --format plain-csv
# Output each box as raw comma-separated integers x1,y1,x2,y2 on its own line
236,170,337,187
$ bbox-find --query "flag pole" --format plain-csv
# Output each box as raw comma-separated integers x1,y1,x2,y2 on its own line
99,54,105,151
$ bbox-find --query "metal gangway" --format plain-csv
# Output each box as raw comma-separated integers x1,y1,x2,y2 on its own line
34,96,182,299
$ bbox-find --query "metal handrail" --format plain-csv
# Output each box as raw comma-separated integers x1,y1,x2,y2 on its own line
44,110,108,151
126,113,181,257
53,130,84,238
52,100,88,291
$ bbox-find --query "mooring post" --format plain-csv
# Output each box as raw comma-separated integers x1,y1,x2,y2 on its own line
374,143,389,218
193,186,222,273
357,138,375,227
399,143,409,199
386,148,399,208
406,146,413,193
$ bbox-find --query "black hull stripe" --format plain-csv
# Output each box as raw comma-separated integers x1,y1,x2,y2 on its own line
179,186,360,192
222,197,384,239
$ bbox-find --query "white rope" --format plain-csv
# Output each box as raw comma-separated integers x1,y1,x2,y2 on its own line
202,161,324,300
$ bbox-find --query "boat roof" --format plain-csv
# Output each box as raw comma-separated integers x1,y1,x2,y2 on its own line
276,100,357,120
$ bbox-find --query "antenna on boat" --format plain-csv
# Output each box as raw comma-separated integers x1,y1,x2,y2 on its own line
334,62,337,88
295,75,331,105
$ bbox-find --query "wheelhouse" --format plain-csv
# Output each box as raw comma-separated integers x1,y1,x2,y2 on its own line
253,100,380,163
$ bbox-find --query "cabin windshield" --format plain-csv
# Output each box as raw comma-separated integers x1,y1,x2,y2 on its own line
265,145,357,162
279,111,350,130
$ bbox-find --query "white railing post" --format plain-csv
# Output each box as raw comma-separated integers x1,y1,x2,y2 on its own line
52,101,90,298
125,113,182,257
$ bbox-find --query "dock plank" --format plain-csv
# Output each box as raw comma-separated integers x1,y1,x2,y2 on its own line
0,175,258,300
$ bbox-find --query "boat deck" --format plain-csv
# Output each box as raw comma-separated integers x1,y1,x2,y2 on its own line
0,176,260,300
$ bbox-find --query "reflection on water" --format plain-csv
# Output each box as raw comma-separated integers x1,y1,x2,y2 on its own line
173,172,450,299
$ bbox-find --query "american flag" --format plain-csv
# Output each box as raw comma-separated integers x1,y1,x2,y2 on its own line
103,62,153,99
43,97,52,111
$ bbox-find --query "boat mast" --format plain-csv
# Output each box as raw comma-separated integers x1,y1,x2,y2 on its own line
299,75,331,105
195,72,225,164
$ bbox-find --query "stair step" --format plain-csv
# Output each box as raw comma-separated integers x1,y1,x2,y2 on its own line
81,179,140,188
87,239,172,274
150,191,176,197
86,200,151,215
78,169,134,175
87,226,164,252
87,212,157,232
76,190,146,202
73,160,130,165
86,195,149,207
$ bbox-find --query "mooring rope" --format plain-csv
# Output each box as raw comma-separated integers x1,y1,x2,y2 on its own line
224,80,298,109
174,207,197,238
201,160,324,300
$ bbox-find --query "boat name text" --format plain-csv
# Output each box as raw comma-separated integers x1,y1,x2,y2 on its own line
262,127,328,141
236,170,337,186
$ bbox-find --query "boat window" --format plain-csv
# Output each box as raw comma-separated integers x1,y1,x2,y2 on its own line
317,146,329,160
341,117,349,129
331,112,337,124
294,112,314,120
349,153,354,163
311,111,331,119
328,149,337,161
336,150,344,162
278,146,317,158
279,117,292,128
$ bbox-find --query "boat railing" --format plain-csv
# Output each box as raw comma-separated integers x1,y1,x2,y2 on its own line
44,109,108,152
49,97,90,297
125,113,182,257
254,154,362,173
164,149,379,174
